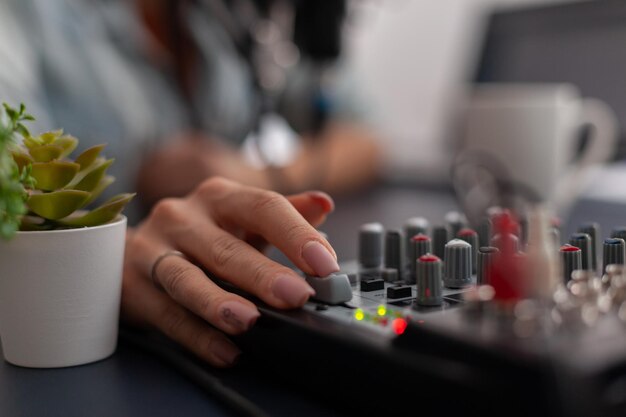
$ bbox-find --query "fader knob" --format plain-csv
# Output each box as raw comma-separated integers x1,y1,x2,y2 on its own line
432,225,451,260
560,244,582,284
416,254,443,306
384,229,402,279
408,234,431,284
569,233,593,271
404,217,429,261
603,238,626,274
359,223,384,268
477,246,499,285
458,228,479,274
444,239,472,288
578,223,600,271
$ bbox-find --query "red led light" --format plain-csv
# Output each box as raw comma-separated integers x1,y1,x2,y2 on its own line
392,318,408,335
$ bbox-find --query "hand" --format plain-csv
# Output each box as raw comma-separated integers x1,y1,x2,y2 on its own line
122,177,338,367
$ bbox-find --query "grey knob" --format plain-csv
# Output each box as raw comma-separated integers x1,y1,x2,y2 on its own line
569,233,593,271
477,246,499,285
416,254,443,306
560,244,582,284
444,239,472,288
578,223,600,271
384,229,402,279
457,228,479,274
477,218,492,248
404,217,429,261
445,211,467,238
359,223,384,268
432,225,451,260
603,238,626,274
408,234,431,284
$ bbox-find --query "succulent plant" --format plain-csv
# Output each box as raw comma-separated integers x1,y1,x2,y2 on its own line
0,103,134,239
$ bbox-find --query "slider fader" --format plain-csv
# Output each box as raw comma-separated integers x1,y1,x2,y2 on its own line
233,206,626,417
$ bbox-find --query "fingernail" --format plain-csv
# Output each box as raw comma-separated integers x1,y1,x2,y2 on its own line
309,191,335,212
219,301,261,332
213,339,241,366
273,275,315,307
302,241,340,276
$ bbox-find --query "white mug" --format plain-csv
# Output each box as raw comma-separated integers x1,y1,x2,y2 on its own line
455,83,618,212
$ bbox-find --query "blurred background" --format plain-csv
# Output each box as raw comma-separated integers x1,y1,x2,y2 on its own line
2,0,625,224
344,0,622,183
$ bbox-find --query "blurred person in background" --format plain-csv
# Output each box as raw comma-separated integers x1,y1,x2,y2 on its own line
0,0,383,223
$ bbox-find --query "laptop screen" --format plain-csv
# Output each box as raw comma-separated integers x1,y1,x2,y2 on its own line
474,0,626,158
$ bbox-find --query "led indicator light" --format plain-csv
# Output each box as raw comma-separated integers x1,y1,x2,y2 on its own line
392,318,408,335
354,309,364,321
377,305,387,316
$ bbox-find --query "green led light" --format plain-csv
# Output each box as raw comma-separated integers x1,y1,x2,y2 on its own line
354,309,365,321
377,305,387,316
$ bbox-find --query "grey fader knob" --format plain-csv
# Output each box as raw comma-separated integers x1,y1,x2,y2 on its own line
444,239,472,288
416,254,443,306
578,223,600,271
477,246,499,285
445,211,467,238
569,233,593,271
560,244,582,284
603,238,626,274
384,229,403,279
404,217,429,261
457,228,479,274
359,223,384,268
432,225,451,260
408,234,431,284
304,273,352,305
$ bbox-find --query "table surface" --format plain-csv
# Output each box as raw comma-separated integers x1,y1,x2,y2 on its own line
1,183,623,417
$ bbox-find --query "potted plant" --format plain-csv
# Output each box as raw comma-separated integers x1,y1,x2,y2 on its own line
0,103,134,368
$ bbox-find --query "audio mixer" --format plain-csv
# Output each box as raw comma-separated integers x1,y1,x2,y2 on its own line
230,206,626,417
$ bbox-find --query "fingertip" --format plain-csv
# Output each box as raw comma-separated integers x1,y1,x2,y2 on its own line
307,191,335,213
301,241,340,277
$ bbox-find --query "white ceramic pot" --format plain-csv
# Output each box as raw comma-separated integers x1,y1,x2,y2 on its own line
0,216,126,368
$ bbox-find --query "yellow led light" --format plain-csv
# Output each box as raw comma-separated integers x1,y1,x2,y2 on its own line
377,305,387,316
354,309,365,321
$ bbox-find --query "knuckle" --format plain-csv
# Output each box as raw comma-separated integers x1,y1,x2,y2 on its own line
210,234,243,270
249,263,276,294
160,262,189,298
284,222,314,243
197,176,234,197
250,190,286,214
151,198,187,224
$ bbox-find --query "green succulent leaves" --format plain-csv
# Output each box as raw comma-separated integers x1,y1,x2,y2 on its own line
0,103,134,239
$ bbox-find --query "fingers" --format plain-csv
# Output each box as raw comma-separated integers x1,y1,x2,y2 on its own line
287,191,334,228
197,178,340,277
121,267,241,368
173,221,315,309
152,253,261,334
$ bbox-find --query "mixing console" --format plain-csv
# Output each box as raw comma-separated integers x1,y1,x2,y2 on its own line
230,206,626,417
